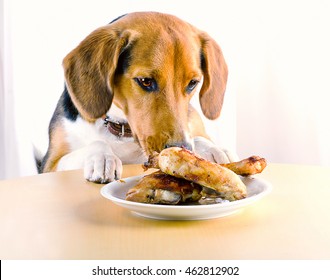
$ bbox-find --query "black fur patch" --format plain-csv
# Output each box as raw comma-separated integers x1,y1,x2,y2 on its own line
109,14,127,24
115,46,132,75
62,85,79,121
200,51,206,71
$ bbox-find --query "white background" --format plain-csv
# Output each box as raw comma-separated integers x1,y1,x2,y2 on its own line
1,0,330,179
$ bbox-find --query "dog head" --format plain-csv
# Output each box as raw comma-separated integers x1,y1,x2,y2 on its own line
63,12,228,155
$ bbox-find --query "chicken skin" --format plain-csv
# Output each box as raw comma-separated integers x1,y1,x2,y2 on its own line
126,171,203,204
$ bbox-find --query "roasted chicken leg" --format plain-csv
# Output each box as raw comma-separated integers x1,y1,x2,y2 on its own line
148,147,248,201
145,151,267,176
126,171,203,204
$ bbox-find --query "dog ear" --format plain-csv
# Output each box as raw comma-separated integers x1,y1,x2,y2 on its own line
199,32,228,120
63,27,137,121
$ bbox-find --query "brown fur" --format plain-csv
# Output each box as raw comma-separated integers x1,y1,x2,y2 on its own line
42,126,70,172
44,12,228,172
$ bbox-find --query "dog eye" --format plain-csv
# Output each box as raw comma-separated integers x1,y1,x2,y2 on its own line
186,79,199,93
134,77,158,92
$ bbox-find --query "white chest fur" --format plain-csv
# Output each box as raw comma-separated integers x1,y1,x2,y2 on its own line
62,107,146,164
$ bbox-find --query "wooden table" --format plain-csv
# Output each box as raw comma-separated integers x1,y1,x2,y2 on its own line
1,163,330,259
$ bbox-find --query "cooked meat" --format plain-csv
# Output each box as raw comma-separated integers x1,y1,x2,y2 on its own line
221,156,267,176
145,152,267,176
151,147,247,201
126,171,203,204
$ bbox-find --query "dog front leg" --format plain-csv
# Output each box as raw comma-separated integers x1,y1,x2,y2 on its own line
57,141,122,183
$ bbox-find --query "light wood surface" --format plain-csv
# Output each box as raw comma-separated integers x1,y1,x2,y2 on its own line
1,163,330,259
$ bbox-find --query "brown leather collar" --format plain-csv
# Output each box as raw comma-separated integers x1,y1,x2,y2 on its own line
103,116,133,138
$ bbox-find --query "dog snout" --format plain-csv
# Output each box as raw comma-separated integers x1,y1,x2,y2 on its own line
164,141,193,151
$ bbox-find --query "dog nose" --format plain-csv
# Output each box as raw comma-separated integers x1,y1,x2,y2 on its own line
164,141,193,151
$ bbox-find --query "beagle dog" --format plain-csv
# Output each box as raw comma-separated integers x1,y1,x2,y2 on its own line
39,12,237,183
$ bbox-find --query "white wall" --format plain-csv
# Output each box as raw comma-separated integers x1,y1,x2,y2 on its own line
2,0,329,179
0,0,20,179
232,0,330,165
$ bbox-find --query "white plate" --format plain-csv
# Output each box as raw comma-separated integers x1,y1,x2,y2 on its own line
101,174,272,220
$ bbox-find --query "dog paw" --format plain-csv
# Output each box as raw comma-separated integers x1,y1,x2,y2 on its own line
193,136,239,164
83,142,123,184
